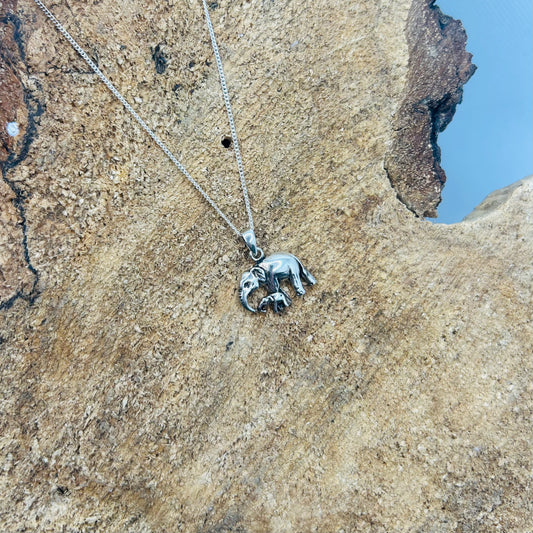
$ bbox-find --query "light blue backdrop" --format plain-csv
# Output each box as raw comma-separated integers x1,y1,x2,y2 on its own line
431,0,533,223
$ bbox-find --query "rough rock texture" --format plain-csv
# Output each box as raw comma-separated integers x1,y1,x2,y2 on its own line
0,5,40,307
0,0,532,531
463,176,533,222
385,0,476,217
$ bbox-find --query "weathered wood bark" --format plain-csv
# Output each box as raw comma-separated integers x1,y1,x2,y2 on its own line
1,0,532,531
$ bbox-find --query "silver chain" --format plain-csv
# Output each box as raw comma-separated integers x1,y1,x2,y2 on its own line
31,0,255,238
201,0,254,233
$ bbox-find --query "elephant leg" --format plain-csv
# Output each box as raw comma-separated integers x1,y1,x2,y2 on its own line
290,271,306,296
273,292,291,313
266,278,280,294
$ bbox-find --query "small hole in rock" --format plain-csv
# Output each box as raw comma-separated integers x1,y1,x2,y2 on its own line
221,137,232,148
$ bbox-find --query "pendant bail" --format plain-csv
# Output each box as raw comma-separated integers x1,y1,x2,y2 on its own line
242,229,264,261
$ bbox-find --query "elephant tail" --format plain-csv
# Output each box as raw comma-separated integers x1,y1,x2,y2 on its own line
299,262,316,286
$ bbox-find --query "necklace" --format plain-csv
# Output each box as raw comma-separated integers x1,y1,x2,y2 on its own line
32,0,316,313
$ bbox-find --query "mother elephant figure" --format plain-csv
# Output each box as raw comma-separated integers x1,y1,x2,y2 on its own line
239,253,316,313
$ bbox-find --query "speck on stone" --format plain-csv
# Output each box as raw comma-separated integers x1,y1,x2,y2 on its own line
6,122,19,137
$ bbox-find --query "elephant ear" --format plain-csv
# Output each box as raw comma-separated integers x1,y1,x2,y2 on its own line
251,266,266,283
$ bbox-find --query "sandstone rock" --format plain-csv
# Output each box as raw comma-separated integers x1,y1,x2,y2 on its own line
0,0,531,531
463,175,533,222
0,7,39,307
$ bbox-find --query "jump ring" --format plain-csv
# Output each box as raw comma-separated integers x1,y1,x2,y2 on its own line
250,247,264,262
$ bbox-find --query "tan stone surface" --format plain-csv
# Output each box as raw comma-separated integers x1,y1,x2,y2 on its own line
0,9,37,306
463,175,533,222
0,0,532,531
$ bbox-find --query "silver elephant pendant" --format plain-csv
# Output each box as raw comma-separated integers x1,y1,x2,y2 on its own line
239,230,316,313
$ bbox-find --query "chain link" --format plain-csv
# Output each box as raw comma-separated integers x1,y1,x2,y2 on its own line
32,0,255,238
201,0,254,233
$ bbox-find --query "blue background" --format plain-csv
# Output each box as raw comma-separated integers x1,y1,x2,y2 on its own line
431,0,533,223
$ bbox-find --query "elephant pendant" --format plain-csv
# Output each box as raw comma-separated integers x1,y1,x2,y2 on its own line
239,230,316,313
239,252,316,313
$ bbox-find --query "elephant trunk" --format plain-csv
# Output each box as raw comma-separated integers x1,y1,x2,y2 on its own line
239,286,257,313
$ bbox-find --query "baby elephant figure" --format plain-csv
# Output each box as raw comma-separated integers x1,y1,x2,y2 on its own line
257,291,292,313
239,252,316,313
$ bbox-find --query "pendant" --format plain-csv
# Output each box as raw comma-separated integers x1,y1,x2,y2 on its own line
239,230,316,313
